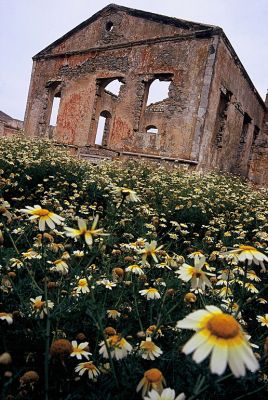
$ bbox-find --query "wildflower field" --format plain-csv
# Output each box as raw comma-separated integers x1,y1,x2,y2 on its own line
0,136,268,400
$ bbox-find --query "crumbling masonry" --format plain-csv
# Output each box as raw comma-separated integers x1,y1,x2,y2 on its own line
24,4,268,185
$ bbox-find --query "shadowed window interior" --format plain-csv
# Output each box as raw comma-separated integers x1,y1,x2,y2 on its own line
106,21,114,31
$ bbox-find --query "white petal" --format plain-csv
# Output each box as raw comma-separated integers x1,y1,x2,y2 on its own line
176,319,200,330
46,218,55,230
228,347,246,377
239,342,259,372
85,233,93,246
161,388,175,400
210,343,227,375
175,394,186,400
205,305,222,314
182,332,208,355
192,340,214,363
78,219,87,231
39,218,46,231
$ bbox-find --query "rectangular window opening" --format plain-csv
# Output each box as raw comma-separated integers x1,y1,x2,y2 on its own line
49,95,61,126
214,88,232,147
240,113,252,144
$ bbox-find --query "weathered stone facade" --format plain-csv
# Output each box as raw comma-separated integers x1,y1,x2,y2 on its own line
24,4,268,183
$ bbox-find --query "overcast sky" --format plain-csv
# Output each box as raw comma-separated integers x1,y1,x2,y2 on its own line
1,0,267,120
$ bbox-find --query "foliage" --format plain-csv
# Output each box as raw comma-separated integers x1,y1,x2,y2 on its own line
0,136,268,399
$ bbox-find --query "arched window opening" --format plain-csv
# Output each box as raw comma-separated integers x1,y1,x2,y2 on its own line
146,125,158,134
95,110,112,146
104,79,124,97
106,21,114,32
146,79,171,106
49,95,61,126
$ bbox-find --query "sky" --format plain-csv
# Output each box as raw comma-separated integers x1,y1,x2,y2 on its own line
1,0,267,121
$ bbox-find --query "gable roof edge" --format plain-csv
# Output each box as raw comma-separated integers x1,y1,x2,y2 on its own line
219,30,265,110
33,3,218,58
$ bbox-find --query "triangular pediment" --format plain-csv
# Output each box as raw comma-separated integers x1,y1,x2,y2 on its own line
34,4,219,58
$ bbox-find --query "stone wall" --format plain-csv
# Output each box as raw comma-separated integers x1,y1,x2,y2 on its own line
23,4,268,185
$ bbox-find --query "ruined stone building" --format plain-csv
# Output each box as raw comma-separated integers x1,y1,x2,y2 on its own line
24,4,268,185
0,111,23,137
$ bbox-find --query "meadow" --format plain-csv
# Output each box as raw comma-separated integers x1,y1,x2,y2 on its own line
0,136,268,399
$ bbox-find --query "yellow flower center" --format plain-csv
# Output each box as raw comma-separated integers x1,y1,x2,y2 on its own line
239,245,256,251
32,208,50,216
146,325,157,334
83,362,95,370
193,269,203,278
34,300,45,309
0,312,9,317
142,341,155,351
147,288,157,293
144,368,162,383
207,314,240,339
109,335,121,346
78,279,88,287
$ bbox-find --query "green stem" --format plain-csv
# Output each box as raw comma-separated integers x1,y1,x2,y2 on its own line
3,221,43,292
234,261,248,318
42,236,50,400
188,373,233,400
90,291,119,388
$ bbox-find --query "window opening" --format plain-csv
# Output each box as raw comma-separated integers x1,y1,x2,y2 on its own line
252,125,260,146
49,95,61,126
146,125,158,134
104,79,123,97
106,21,114,32
95,111,111,146
214,88,232,147
240,113,252,145
146,79,171,106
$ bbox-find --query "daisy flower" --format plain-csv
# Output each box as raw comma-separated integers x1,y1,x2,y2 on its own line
10,258,23,268
111,186,140,202
49,259,69,275
74,278,90,294
99,335,132,360
136,368,166,398
139,241,163,264
144,388,186,400
139,288,160,300
176,305,259,377
221,245,268,272
75,361,100,380
30,296,54,319
146,325,163,338
125,264,144,275
64,215,108,246
188,251,205,263
244,282,259,293
247,270,261,282
97,279,116,290
176,256,214,290
73,250,85,257
22,248,41,260
20,205,64,231
71,341,91,360
107,309,121,320
139,338,163,360
256,314,268,327
0,312,13,324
